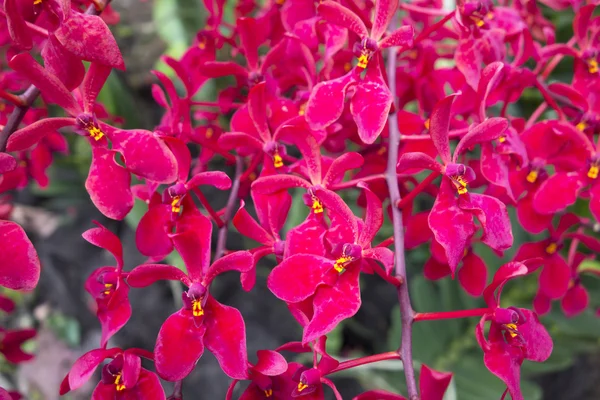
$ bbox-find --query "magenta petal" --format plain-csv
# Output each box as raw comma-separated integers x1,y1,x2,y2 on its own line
42,35,85,91
306,73,354,130
133,369,166,399
6,117,74,152
247,82,271,143
135,205,172,257
458,252,487,297
350,79,393,144
109,129,177,183
127,264,191,288
218,132,265,152
322,152,364,188
397,152,443,174
254,350,288,376
419,364,453,400
199,61,249,79
518,309,553,362
539,256,571,299
69,348,119,390
171,214,213,282
0,153,16,174
0,221,40,291
303,268,361,343
362,247,394,275
533,291,551,315
82,222,123,268
317,1,369,38
203,296,249,379
573,4,595,48
456,40,483,91
428,182,476,273
122,351,141,389
429,94,459,164
9,53,80,114
233,203,274,246
267,254,332,302
91,382,114,399
483,262,529,307
86,147,133,220
459,193,513,252
316,188,359,241
454,118,509,159
4,0,32,49
379,25,414,49
238,18,260,71
353,390,407,400
284,217,327,257
252,174,311,195
371,0,399,41
54,13,125,69
358,184,383,246
424,257,451,280
99,285,131,347
186,171,232,191
483,346,523,400
561,284,589,317
155,310,206,381
533,172,584,214
81,63,113,113
203,251,253,285
516,194,553,234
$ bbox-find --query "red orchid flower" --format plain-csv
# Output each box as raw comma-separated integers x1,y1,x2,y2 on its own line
475,261,552,400
268,186,393,343
82,222,131,348
354,364,452,400
135,169,231,260
233,350,288,399
397,93,512,272
60,347,164,399
251,130,364,216
0,387,20,400
5,0,124,81
6,55,178,219
0,220,40,291
305,0,414,144
0,326,36,363
532,121,600,221
513,213,580,300
127,214,253,381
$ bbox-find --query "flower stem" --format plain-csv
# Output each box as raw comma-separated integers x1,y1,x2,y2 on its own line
414,308,490,322
385,20,418,400
215,156,244,259
329,173,386,190
413,11,455,44
328,351,402,374
192,187,225,228
396,171,440,209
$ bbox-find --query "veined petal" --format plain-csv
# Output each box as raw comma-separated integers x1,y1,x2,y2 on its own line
68,348,120,390
85,147,133,221
9,53,80,114
458,252,487,297
186,171,232,190
233,203,275,245
54,13,125,70
4,0,32,49
82,222,124,269
362,247,394,275
247,82,271,143
267,254,332,303
0,221,40,291
518,309,553,362
379,25,414,49
155,310,206,381
252,174,311,195
284,217,327,257
172,214,213,282
317,1,369,38
533,172,584,215
99,284,131,348
218,132,264,151
397,152,443,174
81,63,113,113
6,118,74,152
127,264,191,288
371,0,399,41
454,118,509,159
350,78,393,144
428,181,475,274
316,188,359,241
306,73,354,131
203,251,253,285
135,205,173,257
429,94,458,164
458,193,513,252
42,35,85,91
322,152,364,188
358,184,384,246
204,297,249,379
303,267,361,343
238,17,260,71
475,62,504,122
483,345,523,400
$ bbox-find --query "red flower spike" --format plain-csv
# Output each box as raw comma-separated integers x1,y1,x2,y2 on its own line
0,220,40,291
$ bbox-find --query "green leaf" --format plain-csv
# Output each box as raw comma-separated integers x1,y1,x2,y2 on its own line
577,259,600,275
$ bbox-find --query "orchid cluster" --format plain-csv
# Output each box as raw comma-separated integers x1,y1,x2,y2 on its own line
0,0,599,399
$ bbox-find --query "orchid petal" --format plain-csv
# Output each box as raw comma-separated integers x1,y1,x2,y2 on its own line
267,254,332,303
0,221,40,291
350,78,393,144
429,94,458,164
371,0,399,41
454,118,509,159
379,25,414,49
306,73,354,131
171,214,213,282
317,1,369,38
6,118,74,152
127,264,191,288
